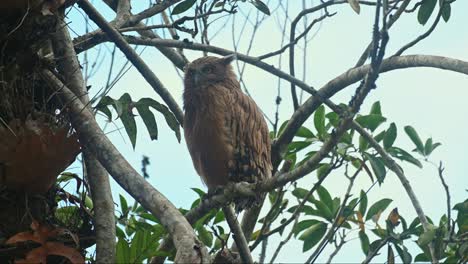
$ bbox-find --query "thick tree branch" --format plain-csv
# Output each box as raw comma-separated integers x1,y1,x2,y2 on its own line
223,205,253,264
51,14,116,263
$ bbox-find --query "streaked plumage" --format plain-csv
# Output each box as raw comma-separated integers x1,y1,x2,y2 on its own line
183,55,272,210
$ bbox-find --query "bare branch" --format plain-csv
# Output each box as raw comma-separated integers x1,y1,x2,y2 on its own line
223,205,254,264
393,0,446,56
437,162,451,232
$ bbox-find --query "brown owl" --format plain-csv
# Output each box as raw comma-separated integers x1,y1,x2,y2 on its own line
183,55,272,210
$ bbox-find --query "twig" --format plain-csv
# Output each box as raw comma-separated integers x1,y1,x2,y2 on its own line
223,205,254,264
393,0,445,56
362,237,389,264
355,0,411,67
326,231,347,264
307,166,360,263
268,214,299,264
437,161,451,232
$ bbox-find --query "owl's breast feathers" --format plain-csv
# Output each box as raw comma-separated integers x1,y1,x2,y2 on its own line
184,81,272,191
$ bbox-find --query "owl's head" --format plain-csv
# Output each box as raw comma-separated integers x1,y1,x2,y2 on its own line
183,55,237,89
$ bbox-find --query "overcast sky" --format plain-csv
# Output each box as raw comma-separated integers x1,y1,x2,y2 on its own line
67,1,468,262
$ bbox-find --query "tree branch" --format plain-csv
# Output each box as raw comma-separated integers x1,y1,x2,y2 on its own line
40,69,210,264
223,205,253,264
51,13,116,263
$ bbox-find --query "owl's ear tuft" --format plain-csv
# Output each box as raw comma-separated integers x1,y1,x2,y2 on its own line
220,54,236,65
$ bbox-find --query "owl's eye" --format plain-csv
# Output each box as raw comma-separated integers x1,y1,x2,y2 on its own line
201,66,214,74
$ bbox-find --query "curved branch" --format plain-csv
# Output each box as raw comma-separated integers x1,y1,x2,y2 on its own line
111,37,468,160
41,69,210,264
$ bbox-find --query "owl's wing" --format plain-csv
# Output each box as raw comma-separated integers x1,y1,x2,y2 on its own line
226,89,272,183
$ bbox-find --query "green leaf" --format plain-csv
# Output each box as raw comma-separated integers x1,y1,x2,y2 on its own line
414,253,430,262
317,163,330,179
387,146,423,168
325,112,339,127
296,126,315,138
135,102,158,140
314,105,326,137
311,198,334,222
292,188,313,203
277,120,289,136
424,138,441,156
417,224,437,247
117,238,130,263
82,195,93,210
117,93,137,149
359,135,369,151
359,190,368,216
288,141,313,153
453,199,468,233
299,222,327,251
359,230,370,255
366,198,392,221
137,98,181,142
418,0,437,25
120,194,129,216
317,185,333,212
198,226,213,247
441,2,451,22
384,123,397,149
424,138,433,156
96,105,113,121
213,210,225,224
171,0,197,15
191,188,206,198
404,126,425,154
129,230,146,262
374,130,386,143
251,0,270,15
293,219,321,237
355,114,387,132
364,153,387,184
394,244,412,264
370,101,382,116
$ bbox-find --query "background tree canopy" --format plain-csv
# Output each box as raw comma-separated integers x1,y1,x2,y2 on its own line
0,0,466,263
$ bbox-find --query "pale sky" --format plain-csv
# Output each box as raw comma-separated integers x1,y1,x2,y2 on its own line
67,1,468,262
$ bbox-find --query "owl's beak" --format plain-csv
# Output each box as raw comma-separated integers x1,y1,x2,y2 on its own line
221,54,236,64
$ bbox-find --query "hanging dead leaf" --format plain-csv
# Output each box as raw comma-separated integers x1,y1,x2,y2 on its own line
0,118,81,193
6,220,84,264
387,207,400,228
347,0,361,14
